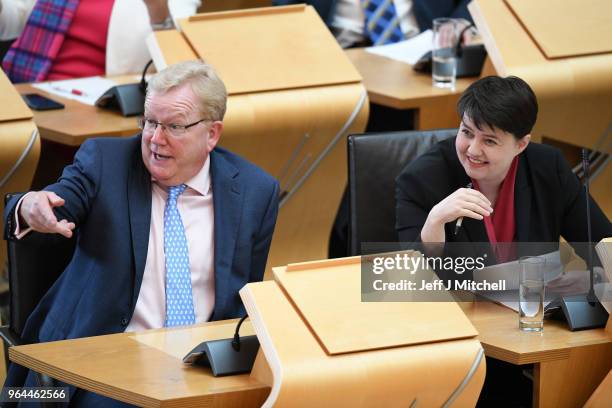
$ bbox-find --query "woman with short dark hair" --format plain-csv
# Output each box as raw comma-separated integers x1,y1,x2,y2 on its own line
395,75,611,252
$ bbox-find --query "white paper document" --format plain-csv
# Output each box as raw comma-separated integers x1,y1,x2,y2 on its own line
32,76,118,106
472,251,563,312
365,29,433,65
473,251,563,291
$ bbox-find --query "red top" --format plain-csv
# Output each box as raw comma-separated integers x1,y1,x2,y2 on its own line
473,156,519,261
47,0,115,80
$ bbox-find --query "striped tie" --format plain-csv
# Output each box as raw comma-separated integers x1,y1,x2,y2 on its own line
362,0,404,45
164,184,196,327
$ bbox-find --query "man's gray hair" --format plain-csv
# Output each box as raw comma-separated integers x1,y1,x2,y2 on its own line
147,60,228,121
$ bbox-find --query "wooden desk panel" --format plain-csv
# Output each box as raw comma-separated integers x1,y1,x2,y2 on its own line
9,302,612,408
10,320,269,407
15,79,140,146
345,48,475,129
462,301,612,408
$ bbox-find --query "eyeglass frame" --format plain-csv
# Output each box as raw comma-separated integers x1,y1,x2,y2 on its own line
137,117,211,138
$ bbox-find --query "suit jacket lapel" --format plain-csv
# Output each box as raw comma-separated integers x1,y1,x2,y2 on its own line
210,150,243,319
127,139,152,311
514,153,531,242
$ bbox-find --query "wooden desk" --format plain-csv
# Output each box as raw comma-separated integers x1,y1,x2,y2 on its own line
15,78,139,146
9,320,269,407
10,302,611,407
461,301,612,408
345,48,476,130
18,52,477,146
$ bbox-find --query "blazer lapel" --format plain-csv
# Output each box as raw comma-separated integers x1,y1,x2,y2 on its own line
210,150,243,319
127,141,152,310
514,153,531,242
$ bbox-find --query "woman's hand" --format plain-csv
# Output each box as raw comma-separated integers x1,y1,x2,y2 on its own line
420,187,493,243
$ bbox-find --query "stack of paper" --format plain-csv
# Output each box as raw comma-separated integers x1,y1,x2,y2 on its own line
365,29,433,65
32,77,118,106
596,238,612,282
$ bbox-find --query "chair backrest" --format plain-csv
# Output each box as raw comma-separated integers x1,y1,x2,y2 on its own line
348,128,457,255
5,193,76,338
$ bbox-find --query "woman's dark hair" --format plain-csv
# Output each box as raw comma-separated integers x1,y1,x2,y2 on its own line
457,76,538,139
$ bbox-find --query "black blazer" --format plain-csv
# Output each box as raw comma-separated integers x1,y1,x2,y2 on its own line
395,137,611,263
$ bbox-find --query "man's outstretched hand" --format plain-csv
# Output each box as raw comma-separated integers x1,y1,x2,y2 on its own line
19,191,75,238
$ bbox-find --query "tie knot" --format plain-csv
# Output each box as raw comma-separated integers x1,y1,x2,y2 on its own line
168,184,187,201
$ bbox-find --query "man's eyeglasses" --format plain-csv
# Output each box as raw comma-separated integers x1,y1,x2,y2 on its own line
137,117,209,138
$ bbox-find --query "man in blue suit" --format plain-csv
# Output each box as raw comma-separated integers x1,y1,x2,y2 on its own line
273,0,473,48
3,60,279,406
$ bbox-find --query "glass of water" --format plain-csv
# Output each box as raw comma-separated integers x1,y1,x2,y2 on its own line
518,256,546,332
432,18,458,90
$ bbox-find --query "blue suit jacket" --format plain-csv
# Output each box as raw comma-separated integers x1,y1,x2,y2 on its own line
3,135,279,399
272,0,473,31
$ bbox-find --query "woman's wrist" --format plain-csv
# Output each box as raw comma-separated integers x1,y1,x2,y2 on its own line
421,214,445,243
145,1,171,25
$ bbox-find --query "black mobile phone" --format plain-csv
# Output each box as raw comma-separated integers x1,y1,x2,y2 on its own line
22,93,65,111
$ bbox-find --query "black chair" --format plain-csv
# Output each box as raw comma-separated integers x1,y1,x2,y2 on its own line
0,193,76,370
347,128,457,255
0,39,16,62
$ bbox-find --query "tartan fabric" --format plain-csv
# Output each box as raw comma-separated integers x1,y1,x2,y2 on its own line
362,0,404,46
2,0,80,83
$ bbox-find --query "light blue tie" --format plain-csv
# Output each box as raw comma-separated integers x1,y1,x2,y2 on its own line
164,184,196,327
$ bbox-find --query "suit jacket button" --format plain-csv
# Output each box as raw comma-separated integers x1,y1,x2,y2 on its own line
121,318,129,326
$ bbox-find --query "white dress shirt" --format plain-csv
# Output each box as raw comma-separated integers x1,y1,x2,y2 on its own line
126,157,215,331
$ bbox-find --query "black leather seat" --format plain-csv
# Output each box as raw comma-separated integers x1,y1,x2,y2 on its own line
347,128,457,255
1,193,76,366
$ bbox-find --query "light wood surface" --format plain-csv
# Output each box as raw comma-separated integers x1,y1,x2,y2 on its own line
148,30,197,69
0,70,41,309
505,0,612,59
14,77,141,146
9,297,611,407
345,48,474,129
0,68,32,122
461,301,612,365
179,5,361,95
469,0,612,150
462,301,612,408
584,369,612,408
273,256,478,355
10,320,269,407
241,279,485,407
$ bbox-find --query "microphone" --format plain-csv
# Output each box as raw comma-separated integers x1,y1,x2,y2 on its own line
232,315,248,351
182,315,260,376
582,148,598,304
545,149,608,330
139,59,154,94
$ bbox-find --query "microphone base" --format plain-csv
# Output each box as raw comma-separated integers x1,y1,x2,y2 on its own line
546,294,609,331
183,335,260,376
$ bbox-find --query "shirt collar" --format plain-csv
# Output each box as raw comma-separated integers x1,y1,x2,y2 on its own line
184,156,211,196
152,156,211,196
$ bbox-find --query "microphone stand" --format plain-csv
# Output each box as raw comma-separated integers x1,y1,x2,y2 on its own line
546,149,609,331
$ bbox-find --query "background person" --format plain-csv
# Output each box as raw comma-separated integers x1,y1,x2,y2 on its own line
1,0,200,82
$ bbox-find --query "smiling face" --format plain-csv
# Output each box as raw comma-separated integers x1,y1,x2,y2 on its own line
141,83,222,186
455,115,530,186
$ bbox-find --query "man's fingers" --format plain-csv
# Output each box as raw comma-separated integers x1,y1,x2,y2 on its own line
37,201,61,229
54,219,75,238
46,191,66,207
